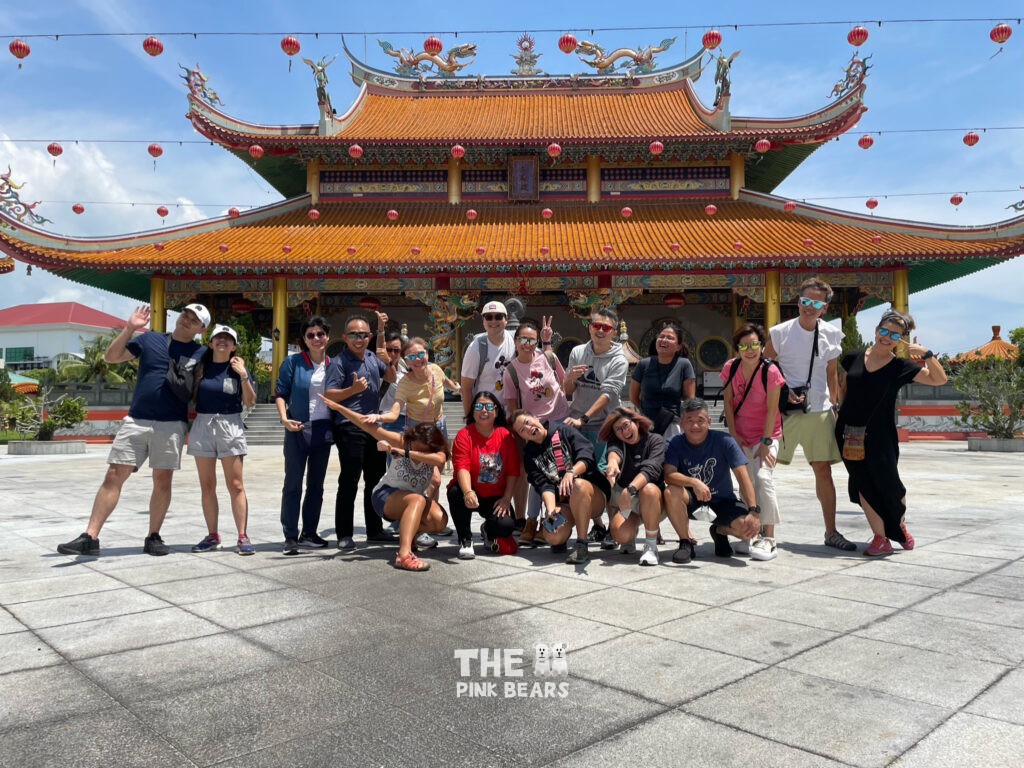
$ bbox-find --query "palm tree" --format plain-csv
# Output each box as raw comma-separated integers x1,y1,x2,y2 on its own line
57,329,137,383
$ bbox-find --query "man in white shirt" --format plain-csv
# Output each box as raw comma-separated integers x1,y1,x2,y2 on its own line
460,300,516,416
765,277,856,552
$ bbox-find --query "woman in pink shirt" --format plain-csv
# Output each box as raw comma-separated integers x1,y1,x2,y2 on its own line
719,323,784,561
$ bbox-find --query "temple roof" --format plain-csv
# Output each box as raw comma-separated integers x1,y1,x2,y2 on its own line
3,191,1022,302
953,326,1019,361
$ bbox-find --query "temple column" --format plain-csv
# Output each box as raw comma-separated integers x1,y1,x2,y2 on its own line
447,157,462,204
730,290,742,334
271,277,288,384
728,151,745,200
306,159,321,204
149,277,166,332
586,156,601,203
454,323,464,378
764,270,781,330
892,267,910,357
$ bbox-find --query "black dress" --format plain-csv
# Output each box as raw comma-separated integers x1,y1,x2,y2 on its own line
835,349,921,543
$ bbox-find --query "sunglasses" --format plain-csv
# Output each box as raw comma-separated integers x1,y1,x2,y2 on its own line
385,347,401,354
590,322,614,333
737,341,762,351
305,331,327,340
516,337,538,346
876,327,903,341
473,402,497,412
799,297,827,310
346,331,372,340
405,350,427,361
483,313,505,321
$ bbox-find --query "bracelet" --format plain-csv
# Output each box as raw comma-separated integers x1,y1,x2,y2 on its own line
542,340,552,346
463,490,475,497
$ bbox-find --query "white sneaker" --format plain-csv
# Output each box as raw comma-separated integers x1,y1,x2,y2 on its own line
414,532,438,549
639,543,659,566
620,540,636,555
749,535,778,561
458,539,476,560
733,538,751,555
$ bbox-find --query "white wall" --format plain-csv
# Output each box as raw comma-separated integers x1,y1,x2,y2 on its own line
0,323,116,366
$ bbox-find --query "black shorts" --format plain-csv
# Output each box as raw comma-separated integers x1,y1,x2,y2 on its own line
688,496,748,527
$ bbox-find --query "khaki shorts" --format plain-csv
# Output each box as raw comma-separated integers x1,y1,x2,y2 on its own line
777,410,841,465
108,417,187,470
611,484,667,520
187,413,247,458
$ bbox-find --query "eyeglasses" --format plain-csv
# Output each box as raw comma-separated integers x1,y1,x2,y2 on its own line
305,331,327,340
613,420,634,434
473,402,497,411
591,322,614,333
516,337,538,346
736,341,762,351
405,350,427,361
876,327,903,341
799,297,827,310
483,313,505,321
346,331,372,340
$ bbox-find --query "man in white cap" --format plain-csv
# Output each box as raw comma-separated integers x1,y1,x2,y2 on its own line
57,303,210,557
460,300,516,417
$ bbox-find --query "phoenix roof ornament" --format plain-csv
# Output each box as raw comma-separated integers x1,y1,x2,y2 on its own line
0,167,50,227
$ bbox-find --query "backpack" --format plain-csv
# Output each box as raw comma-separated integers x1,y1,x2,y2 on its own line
504,350,559,409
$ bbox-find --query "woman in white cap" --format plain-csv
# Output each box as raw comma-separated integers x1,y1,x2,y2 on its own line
188,324,257,555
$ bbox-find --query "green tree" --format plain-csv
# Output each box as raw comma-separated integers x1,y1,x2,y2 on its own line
841,314,865,354
950,349,1024,440
0,368,17,403
204,314,266,384
57,329,137,383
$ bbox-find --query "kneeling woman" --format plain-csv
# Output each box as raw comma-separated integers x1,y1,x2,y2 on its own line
318,396,449,571
600,407,692,566
188,325,257,555
509,411,609,565
448,391,521,560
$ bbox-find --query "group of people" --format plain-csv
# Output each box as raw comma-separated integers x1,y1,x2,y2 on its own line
57,278,948,572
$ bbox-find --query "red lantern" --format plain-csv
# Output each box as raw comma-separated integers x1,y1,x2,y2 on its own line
705,204,717,216
47,142,63,158
558,33,578,54
547,143,561,158
466,209,478,220
871,234,882,243
754,138,771,153
950,193,964,207
248,144,264,160
857,135,874,150
423,36,443,55
387,209,399,221
347,246,356,255
72,203,84,214
669,242,680,252
541,208,553,220
219,243,229,253
359,296,382,312
154,242,165,251
9,39,30,66
847,26,869,47
865,198,878,210
410,246,421,255
282,244,292,254
649,140,664,156
147,143,163,158
142,36,163,56
228,207,240,218
539,245,550,255
732,241,743,250
156,205,169,218
620,207,632,219
963,131,980,147
701,29,722,50
348,144,363,159
280,35,301,56
308,209,320,221
232,298,255,314
663,293,685,307
602,244,613,254
990,23,1012,44
450,144,465,159
803,238,814,247
783,201,797,213
476,246,486,255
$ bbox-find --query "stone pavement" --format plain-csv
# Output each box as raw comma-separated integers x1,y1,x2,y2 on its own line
1,441,1022,767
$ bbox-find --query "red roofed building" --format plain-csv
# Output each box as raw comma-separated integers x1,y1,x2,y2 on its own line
0,302,126,371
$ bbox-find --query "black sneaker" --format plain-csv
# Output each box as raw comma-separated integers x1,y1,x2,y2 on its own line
709,524,733,558
57,532,99,556
298,531,329,549
587,523,609,543
551,542,568,554
283,537,300,556
672,539,694,564
367,530,399,542
566,540,590,564
143,532,169,556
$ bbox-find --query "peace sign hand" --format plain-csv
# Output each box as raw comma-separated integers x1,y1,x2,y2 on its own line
540,315,554,343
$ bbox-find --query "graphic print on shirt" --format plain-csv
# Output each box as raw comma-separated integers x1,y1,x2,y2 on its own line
686,458,717,486
477,451,503,485
526,368,551,400
394,458,433,491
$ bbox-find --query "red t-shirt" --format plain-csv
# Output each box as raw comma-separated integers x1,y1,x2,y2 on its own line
450,424,521,497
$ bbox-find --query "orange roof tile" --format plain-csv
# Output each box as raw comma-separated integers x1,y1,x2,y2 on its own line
954,326,1019,361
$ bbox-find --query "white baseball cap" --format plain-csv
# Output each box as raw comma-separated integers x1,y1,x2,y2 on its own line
210,324,238,344
481,300,507,316
183,303,211,328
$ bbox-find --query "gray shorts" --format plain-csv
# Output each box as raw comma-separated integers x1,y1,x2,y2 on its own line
108,417,187,470
187,413,247,458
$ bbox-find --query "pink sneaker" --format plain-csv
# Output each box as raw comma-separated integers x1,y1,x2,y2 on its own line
899,523,915,550
864,535,894,557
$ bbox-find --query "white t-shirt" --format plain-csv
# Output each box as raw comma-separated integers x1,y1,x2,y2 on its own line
307,360,329,421
460,330,516,397
768,318,844,412
379,361,407,416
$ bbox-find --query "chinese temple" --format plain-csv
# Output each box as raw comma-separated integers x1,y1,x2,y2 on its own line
2,34,1023,384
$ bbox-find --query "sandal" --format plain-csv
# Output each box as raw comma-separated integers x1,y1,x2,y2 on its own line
394,551,430,571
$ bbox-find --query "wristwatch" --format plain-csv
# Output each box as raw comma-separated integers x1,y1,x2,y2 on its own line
922,350,934,360
759,437,772,446
627,485,639,498
579,414,590,425
749,504,761,515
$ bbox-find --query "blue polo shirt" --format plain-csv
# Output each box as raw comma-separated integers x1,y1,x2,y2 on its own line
324,345,386,424
195,360,251,415
125,331,203,422
665,430,747,502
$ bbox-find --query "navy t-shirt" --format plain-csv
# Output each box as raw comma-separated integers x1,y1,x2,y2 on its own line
195,360,250,415
665,429,747,501
125,331,203,422
324,346,386,424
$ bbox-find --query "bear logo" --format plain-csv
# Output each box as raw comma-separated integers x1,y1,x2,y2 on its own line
550,642,568,676
533,642,550,676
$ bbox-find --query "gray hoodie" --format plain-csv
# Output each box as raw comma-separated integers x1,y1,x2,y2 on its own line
566,341,628,422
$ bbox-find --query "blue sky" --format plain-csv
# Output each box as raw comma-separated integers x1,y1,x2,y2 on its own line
1,0,1021,354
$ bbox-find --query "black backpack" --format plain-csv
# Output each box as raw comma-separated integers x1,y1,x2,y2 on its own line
715,358,780,423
